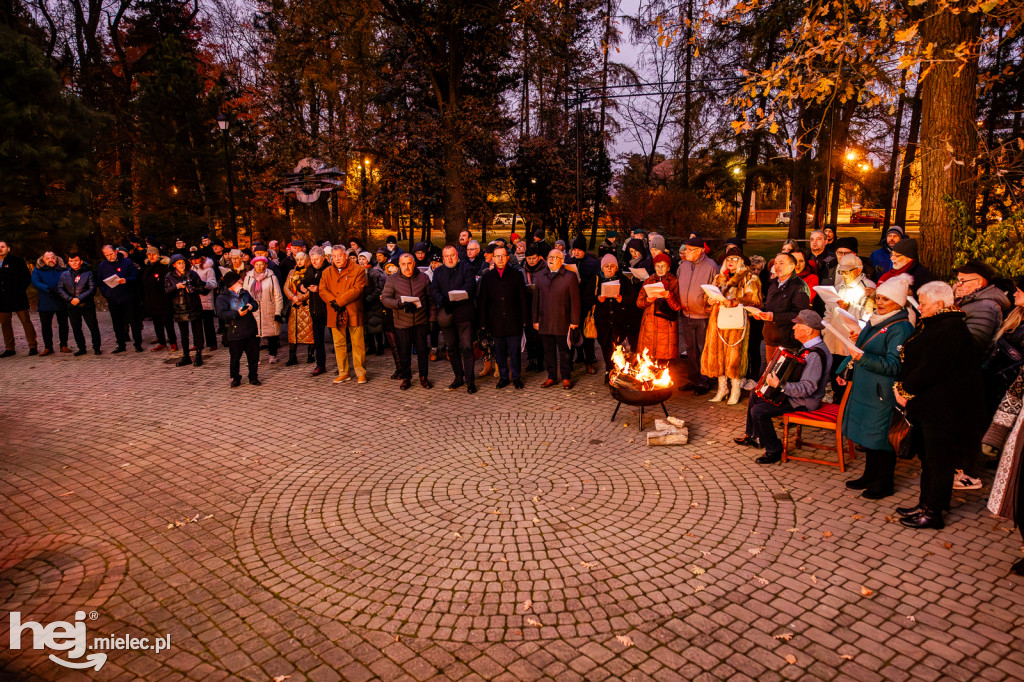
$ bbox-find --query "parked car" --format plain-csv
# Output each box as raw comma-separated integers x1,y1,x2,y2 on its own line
492,213,527,228
775,210,815,225
850,209,884,226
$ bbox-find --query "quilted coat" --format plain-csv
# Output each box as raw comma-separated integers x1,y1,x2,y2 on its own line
283,266,315,344
701,269,762,379
242,269,284,337
636,273,682,360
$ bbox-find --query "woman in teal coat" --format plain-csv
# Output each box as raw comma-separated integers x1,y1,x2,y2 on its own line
835,274,916,499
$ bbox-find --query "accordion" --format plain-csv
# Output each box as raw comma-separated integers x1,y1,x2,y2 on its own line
754,347,807,405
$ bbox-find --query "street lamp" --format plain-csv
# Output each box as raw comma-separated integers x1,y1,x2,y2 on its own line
216,114,238,244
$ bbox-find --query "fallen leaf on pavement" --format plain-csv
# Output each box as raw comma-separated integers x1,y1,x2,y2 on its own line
885,515,898,523
615,635,634,647
811,575,818,585
906,615,916,622
521,599,532,611
840,654,853,660
773,633,792,641
785,654,797,665
943,542,953,549
860,586,873,597
273,676,292,682
822,531,833,538
755,577,769,585
851,514,863,520
59,491,75,497
748,547,763,556
693,584,705,592
690,566,705,575
580,561,597,568
526,618,542,627
643,459,651,468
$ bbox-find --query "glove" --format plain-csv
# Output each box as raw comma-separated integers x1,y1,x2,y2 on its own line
402,303,417,314
274,314,282,322
331,302,343,312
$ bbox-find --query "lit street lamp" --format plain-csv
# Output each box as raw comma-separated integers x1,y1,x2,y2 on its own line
217,114,238,244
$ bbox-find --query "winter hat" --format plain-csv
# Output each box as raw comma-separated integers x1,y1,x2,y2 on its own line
836,254,863,272
251,242,268,253
526,245,542,257
533,228,546,241
955,259,997,283
189,247,203,260
229,249,242,259
571,236,587,251
431,252,443,263
652,253,672,269
683,236,704,249
358,251,373,262
600,254,618,269
886,225,906,239
648,234,666,252
510,232,520,243
241,248,254,258
386,235,397,245
221,271,242,289
555,239,566,250
626,238,646,254
250,255,268,265
833,237,859,253
146,246,160,255
413,242,428,254
793,309,825,330
891,238,918,260
723,250,751,267
876,273,911,307
168,254,185,266
606,230,618,238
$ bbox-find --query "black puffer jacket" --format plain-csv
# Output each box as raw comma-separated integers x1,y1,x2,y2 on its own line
363,266,386,334
164,269,205,322
303,262,328,319
57,266,97,306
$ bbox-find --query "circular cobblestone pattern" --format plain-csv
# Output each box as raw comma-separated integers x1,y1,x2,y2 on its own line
237,412,795,641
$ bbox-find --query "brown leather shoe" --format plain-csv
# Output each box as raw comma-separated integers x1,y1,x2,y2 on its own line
541,379,557,388
429,350,438,362
39,348,53,357
562,379,573,390
585,364,597,375
60,346,72,353
150,344,166,352
399,378,412,390
420,376,433,389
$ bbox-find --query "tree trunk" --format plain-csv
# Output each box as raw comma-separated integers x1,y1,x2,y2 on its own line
442,141,467,242
895,84,922,228
588,0,613,251
918,0,980,276
681,0,693,190
884,71,908,231
736,130,761,241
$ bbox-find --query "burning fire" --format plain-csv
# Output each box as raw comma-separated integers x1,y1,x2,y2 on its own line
610,345,673,389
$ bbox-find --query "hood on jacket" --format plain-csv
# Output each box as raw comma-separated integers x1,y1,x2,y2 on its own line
36,255,66,269
961,284,1011,312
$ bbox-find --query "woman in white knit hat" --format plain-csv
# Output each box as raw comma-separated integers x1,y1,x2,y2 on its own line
834,274,915,500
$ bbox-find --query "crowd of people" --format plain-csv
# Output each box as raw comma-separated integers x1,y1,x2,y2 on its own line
0,224,1022,574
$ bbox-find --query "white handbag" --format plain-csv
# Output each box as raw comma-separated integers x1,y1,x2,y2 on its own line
717,304,746,330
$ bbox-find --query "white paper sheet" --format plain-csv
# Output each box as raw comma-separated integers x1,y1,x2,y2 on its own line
600,281,620,298
643,282,666,297
836,306,866,333
822,321,863,355
630,267,650,280
399,295,422,308
700,284,728,304
813,285,841,306
219,266,231,276
102,274,121,288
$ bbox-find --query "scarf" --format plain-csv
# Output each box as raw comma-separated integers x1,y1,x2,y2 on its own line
250,268,270,300
868,309,901,327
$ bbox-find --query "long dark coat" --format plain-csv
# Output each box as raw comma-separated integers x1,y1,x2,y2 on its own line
478,266,529,337
532,267,581,336
836,310,915,451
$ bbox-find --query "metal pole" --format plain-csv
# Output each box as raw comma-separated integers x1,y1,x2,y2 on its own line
222,129,238,244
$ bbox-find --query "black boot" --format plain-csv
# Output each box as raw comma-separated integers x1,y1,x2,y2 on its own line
306,347,315,364
193,350,203,368
285,345,298,366
176,354,192,367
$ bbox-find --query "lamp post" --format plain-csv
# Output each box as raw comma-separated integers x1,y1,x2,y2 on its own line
217,114,238,244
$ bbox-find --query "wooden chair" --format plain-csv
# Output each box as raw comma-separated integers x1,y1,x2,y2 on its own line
780,387,856,472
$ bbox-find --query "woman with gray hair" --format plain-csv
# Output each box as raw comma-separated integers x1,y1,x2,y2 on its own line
303,246,329,375
283,250,315,365
893,280,985,529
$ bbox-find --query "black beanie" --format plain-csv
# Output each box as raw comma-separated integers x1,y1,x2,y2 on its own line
891,238,918,260
571,236,587,251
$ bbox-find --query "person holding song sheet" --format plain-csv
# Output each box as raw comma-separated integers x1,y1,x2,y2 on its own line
676,236,719,394
700,251,762,405
735,310,832,464
820,254,875,398
477,245,528,390
594,254,639,381
532,249,581,389
381,253,434,390
636,253,682,363
833,275,914,500
749,252,811,373
431,245,478,392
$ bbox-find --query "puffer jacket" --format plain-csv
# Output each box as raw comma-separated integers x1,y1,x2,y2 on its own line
303,262,328,319
362,266,386,334
31,256,68,312
957,284,1012,354
164,269,205,322
57,266,97,306
216,288,259,342
380,270,432,328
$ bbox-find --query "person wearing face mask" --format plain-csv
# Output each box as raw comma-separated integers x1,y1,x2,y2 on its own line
242,256,284,364
532,249,581,389
834,275,915,500
893,281,984,529
749,252,811,373
636,253,683,364
877,238,932,293
701,250,762,405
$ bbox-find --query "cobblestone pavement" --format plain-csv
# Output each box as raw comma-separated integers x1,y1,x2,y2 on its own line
2,315,1023,682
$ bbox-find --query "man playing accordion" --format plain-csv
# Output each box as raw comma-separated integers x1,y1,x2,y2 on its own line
734,310,833,464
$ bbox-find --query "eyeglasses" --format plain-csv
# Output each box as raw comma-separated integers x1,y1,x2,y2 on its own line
955,277,981,286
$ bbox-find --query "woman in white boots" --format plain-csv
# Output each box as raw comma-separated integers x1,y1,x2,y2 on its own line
701,249,763,405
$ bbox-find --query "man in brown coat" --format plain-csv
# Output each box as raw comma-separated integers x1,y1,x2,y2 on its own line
319,245,367,383
381,253,434,389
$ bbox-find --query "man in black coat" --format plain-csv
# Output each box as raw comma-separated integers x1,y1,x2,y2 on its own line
567,236,601,374
0,240,39,356
140,247,177,351
532,249,581,389
478,245,529,389
751,252,810,372
430,245,478,393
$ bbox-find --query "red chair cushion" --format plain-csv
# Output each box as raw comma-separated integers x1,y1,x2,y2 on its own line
786,404,839,424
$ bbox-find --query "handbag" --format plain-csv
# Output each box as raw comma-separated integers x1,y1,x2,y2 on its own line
583,308,598,338
888,405,914,459
717,304,745,330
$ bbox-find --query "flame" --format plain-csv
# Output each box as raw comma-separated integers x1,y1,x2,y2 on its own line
610,345,672,389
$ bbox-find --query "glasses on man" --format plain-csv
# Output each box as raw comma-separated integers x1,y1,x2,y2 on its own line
955,277,980,287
